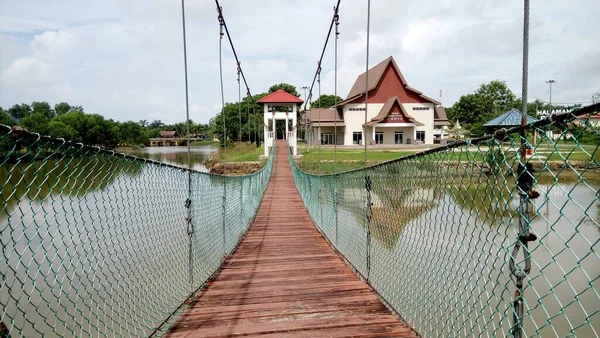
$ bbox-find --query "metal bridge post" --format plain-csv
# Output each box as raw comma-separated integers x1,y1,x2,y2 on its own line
510,163,538,338
222,181,227,255
334,175,339,248
365,174,372,281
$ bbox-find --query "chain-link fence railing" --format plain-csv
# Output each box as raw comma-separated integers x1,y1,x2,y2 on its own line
290,103,600,337
0,126,273,337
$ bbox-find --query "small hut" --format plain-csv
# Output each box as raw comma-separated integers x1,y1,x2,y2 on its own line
483,109,540,154
483,109,539,130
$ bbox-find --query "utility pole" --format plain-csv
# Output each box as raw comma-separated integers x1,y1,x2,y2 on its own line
546,80,555,116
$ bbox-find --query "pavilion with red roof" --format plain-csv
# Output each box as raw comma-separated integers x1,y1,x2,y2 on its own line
257,89,303,156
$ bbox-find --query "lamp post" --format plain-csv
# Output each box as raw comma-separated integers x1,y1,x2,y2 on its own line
301,86,309,146
545,80,555,115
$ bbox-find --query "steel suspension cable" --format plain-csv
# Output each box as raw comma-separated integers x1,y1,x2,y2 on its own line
302,0,342,112
215,0,252,99
238,65,242,142
334,6,339,166
179,0,194,294
364,0,371,165
510,0,532,337
364,0,372,283
218,10,226,171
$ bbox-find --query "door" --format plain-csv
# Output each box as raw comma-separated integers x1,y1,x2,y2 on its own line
395,132,403,144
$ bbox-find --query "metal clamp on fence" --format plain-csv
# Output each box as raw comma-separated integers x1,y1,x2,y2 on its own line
509,163,539,337
185,198,193,235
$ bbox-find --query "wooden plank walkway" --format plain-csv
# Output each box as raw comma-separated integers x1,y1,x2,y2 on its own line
166,141,415,337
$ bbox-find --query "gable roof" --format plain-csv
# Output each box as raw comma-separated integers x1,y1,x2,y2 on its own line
159,131,177,137
339,56,440,106
364,97,424,127
434,107,451,126
304,108,345,127
257,89,304,104
483,109,539,127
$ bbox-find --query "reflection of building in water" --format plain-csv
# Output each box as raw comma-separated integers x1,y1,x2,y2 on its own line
338,186,439,251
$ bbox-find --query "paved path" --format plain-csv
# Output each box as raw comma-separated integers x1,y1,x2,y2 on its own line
166,141,414,337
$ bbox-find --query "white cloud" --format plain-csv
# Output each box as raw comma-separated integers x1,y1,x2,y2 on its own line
0,0,599,124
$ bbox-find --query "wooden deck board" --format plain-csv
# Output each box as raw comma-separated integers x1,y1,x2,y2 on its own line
166,141,414,337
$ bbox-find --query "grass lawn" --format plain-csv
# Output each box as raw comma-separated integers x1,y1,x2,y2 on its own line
297,147,415,162
190,140,219,146
213,142,265,162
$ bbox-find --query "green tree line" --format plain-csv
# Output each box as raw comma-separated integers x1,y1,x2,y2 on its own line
0,102,209,148
446,80,582,137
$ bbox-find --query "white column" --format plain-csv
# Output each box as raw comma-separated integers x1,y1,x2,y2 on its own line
413,128,417,144
263,105,269,156
292,105,297,155
372,126,376,144
285,112,289,140
272,112,276,139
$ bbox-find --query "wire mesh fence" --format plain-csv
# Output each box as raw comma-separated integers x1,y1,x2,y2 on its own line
0,126,273,337
290,104,600,338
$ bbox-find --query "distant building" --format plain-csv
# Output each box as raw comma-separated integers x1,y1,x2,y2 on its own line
304,56,450,145
159,131,178,138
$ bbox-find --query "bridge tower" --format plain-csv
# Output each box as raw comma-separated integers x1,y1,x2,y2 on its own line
257,89,304,156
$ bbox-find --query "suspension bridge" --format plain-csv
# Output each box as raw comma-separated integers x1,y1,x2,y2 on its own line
1,0,600,337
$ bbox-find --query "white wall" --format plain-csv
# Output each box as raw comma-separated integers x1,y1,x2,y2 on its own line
403,103,435,144
341,102,436,145
342,103,384,145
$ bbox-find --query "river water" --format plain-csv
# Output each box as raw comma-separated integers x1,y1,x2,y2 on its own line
122,145,218,172
1,144,598,337
322,173,600,337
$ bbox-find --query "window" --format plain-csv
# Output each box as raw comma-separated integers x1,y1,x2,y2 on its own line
353,132,362,145
375,132,384,144
321,133,334,145
416,131,425,143
349,107,366,111
394,132,404,144
412,107,430,111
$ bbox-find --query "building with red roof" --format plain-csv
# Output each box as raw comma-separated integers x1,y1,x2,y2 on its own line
305,56,450,145
258,90,304,156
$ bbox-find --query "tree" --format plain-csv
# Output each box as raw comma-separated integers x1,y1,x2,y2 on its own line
138,120,148,127
20,113,50,134
47,120,77,140
8,103,32,119
311,94,343,108
149,120,164,129
119,121,148,146
268,83,299,97
0,108,15,126
31,101,54,118
592,92,600,104
447,80,518,137
54,102,72,115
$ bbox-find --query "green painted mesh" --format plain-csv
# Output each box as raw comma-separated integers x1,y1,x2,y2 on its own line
0,127,274,337
290,105,600,337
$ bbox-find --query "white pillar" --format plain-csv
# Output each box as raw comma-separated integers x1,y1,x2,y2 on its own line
263,105,269,156
272,112,276,139
285,112,289,140
292,105,297,155
372,126,376,144
413,128,417,144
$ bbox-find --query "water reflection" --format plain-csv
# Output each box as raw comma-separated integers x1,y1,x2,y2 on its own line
333,171,600,337
124,146,217,172
1,156,143,218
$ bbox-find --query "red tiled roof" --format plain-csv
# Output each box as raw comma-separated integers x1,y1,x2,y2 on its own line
338,56,440,106
257,89,304,104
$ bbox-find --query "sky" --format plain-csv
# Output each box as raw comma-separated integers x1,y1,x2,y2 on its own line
1,0,598,124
